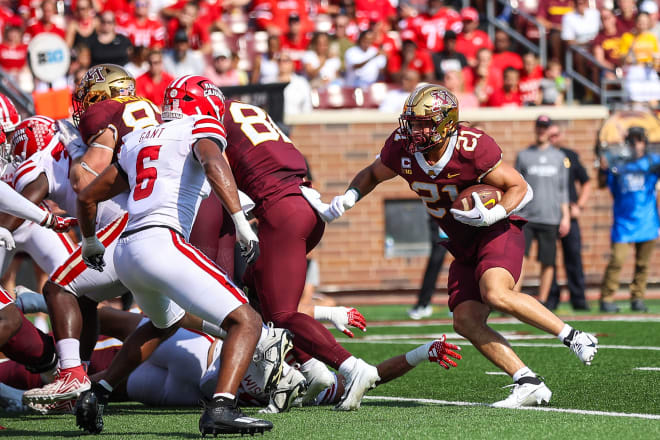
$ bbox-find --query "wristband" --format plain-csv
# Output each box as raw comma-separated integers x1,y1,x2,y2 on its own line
347,187,361,202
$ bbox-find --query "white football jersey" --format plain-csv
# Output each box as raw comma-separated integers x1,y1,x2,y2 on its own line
13,138,125,229
117,115,227,238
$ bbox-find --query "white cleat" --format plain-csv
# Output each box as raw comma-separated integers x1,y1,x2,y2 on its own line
253,323,294,394
492,379,552,408
407,305,433,320
334,359,380,411
259,368,307,414
296,360,335,406
567,331,598,366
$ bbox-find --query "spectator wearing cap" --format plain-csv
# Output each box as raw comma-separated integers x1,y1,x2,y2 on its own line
598,126,660,313
251,34,281,84
281,14,311,72
537,0,574,62
455,7,493,67
88,11,133,66
278,51,312,116
204,47,248,87
387,30,434,83
343,29,387,88
136,49,174,107
302,32,342,89
163,28,204,77
485,66,522,107
166,2,210,54
491,30,523,75
592,8,625,80
23,0,66,43
616,0,638,33
378,69,420,113
432,30,468,81
519,52,544,106
515,115,571,306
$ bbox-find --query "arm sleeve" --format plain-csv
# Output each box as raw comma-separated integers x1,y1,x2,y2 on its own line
0,180,47,224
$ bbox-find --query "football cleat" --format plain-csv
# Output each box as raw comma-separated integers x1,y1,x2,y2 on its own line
408,305,433,320
296,360,335,406
334,359,380,411
565,330,598,366
253,323,294,394
259,368,307,414
22,365,90,403
199,396,273,437
492,377,552,408
74,382,110,434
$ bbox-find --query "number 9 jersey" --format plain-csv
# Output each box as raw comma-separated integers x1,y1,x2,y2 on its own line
116,115,227,239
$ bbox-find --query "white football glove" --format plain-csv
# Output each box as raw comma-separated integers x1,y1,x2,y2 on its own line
0,226,15,251
231,211,260,264
81,236,106,272
450,192,508,227
56,119,87,160
299,186,337,222
324,188,359,222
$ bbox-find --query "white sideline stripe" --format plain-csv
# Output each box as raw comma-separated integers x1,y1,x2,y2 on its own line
368,316,660,328
363,396,660,420
485,371,508,375
634,367,660,371
355,332,556,341
342,339,660,351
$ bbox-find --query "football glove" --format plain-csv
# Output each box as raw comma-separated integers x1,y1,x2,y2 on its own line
0,226,15,251
40,212,78,233
81,236,106,272
56,119,87,160
428,335,462,369
450,192,508,227
231,211,260,264
314,306,367,338
324,188,359,222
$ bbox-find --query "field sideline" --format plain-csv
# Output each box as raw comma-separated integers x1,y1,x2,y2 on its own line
1,303,659,439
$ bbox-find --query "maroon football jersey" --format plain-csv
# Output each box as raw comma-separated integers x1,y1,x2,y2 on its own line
78,95,162,148
380,125,523,261
223,100,308,215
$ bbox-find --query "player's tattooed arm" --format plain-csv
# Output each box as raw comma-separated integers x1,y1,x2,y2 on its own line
0,174,49,232
481,161,530,214
70,128,116,193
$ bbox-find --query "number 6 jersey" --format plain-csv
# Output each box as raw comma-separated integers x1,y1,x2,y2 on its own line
116,115,227,238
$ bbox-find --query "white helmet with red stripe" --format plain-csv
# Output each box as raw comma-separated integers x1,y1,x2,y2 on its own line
162,75,225,122
10,116,58,164
0,93,21,132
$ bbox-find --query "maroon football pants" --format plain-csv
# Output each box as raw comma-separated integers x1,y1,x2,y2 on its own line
1,309,55,371
246,195,352,369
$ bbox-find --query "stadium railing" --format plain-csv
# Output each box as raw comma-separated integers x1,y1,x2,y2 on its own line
565,44,624,105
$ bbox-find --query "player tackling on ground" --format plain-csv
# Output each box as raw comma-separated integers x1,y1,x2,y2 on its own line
320,85,599,408
75,76,271,435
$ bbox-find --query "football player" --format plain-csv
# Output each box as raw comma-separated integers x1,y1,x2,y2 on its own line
320,85,599,408
75,76,271,436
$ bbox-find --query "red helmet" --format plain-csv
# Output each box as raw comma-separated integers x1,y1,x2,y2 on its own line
162,75,225,122
0,93,21,132
10,116,58,163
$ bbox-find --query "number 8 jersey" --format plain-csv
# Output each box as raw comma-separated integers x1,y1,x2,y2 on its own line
116,115,227,238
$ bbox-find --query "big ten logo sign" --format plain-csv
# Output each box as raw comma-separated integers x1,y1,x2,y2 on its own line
37,47,65,65
28,33,70,83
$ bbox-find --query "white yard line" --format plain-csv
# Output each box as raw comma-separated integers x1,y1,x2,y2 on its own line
363,396,660,420
342,339,660,351
367,315,660,328
352,332,556,341
485,371,509,375
634,367,660,371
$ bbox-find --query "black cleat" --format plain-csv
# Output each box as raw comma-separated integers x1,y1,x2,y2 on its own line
199,397,273,437
631,299,648,312
74,382,110,434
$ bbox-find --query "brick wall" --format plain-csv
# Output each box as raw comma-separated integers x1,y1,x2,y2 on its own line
287,107,660,292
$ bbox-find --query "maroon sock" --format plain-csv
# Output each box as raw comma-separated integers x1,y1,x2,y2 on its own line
2,313,53,368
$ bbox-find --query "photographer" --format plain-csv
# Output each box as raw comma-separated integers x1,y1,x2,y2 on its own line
598,126,660,312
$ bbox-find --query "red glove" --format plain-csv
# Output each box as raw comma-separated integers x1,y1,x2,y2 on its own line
428,335,462,369
41,212,78,233
343,308,367,337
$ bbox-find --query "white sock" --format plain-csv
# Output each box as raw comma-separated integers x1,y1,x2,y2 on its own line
202,320,227,339
512,366,534,383
557,324,572,342
405,341,434,366
338,356,357,378
34,316,50,334
56,338,81,369
213,392,235,400
98,379,113,393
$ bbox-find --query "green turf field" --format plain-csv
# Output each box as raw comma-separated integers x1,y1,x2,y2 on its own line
2,302,659,439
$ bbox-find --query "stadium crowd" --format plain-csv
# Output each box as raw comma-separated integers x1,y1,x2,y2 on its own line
2,0,660,113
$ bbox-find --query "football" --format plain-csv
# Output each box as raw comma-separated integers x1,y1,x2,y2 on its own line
451,184,503,211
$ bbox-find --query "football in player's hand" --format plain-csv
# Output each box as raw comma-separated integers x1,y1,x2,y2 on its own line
451,184,503,211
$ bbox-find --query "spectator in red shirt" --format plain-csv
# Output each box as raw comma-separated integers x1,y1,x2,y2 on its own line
486,66,523,107
464,47,503,104
442,69,479,109
0,23,28,74
166,2,210,54
491,30,523,74
616,0,638,33
65,0,98,48
121,0,166,49
519,52,544,105
456,6,493,66
401,0,463,52
281,15,311,72
387,31,434,83
372,20,398,63
355,0,396,26
136,49,174,107
251,0,314,36
537,0,574,62
23,0,66,43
